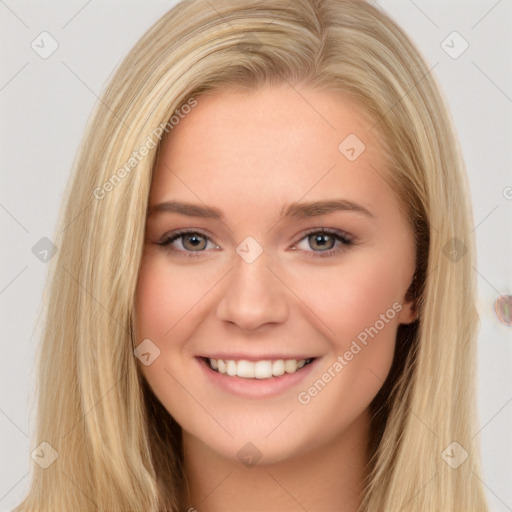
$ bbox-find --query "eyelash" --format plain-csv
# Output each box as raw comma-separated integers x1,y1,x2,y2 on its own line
156,228,354,259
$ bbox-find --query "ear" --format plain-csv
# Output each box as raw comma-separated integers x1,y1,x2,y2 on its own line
398,272,419,325
398,297,418,325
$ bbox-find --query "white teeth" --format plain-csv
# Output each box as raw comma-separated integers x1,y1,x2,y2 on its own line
284,359,298,373
254,361,273,379
207,358,311,379
226,360,237,376
272,359,285,376
237,360,255,378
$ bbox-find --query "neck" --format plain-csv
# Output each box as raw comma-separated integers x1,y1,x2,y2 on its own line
181,408,371,512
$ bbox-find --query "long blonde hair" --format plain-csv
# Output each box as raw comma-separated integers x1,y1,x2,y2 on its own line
15,0,489,510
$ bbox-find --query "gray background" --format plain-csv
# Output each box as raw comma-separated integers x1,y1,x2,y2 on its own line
1,1,511,510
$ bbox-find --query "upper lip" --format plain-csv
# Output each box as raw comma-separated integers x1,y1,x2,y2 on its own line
198,354,318,362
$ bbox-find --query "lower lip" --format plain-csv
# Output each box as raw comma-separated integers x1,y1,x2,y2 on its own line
195,357,319,399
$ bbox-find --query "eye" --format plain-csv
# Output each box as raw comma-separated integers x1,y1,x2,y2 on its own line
156,230,219,258
156,228,354,259
293,229,354,258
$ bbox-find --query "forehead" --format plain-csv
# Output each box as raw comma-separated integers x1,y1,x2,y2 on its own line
149,84,398,224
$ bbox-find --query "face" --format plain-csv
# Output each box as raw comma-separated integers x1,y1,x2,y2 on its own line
134,83,416,466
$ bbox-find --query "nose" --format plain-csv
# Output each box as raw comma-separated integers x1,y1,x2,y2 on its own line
215,248,289,331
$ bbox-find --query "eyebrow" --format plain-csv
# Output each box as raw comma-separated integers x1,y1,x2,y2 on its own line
148,199,375,221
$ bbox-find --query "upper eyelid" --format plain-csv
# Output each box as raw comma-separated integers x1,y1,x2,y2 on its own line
159,228,219,246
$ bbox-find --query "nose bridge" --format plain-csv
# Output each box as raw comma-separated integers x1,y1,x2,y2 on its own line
215,240,289,329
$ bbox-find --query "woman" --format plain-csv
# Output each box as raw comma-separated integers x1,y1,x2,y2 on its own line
14,0,489,510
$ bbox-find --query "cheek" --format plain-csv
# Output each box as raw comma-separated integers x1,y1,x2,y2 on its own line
294,253,403,337
134,257,200,382
288,252,403,386
135,255,212,341
289,259,402,434
134,256,205,411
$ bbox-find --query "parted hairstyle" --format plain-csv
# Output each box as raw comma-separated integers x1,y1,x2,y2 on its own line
15,0,489,510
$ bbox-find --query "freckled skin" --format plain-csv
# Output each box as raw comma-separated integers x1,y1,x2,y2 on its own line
135,83,416,511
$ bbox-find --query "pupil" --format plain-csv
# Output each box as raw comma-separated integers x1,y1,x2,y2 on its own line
186,234,204,250
312,233,332,250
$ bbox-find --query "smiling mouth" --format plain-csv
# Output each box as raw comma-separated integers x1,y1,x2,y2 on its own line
199,357,316,379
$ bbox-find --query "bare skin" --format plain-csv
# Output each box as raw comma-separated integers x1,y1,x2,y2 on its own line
134,83,416,511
